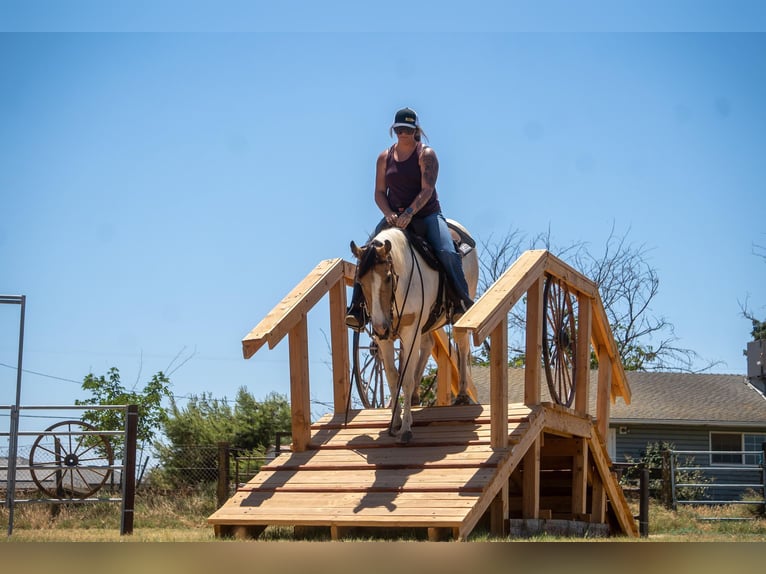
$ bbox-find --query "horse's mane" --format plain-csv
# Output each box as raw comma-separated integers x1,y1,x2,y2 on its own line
356,228,409,278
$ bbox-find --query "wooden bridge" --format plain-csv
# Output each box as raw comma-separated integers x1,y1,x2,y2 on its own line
208,250,637,540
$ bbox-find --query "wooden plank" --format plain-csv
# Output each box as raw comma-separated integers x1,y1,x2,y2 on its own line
261,445,506,471
329,279,350,414
242,258,345,359
454,249,548,346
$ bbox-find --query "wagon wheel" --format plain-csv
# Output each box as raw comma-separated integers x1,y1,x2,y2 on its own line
542,274,577,407
351,326,391,409
28,420,114,499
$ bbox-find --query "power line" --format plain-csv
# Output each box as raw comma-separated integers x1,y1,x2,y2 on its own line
0,362,81,384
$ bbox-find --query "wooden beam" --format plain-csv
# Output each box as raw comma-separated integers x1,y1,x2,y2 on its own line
540,403,593,438
242,258,346,359
574,296,591,416
288,315,311,452
329,279,350,414
524,277,543,406
454,250,548,346
490,318,508,448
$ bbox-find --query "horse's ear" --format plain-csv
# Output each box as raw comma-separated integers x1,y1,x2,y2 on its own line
375,239,392,259
350,240,363,259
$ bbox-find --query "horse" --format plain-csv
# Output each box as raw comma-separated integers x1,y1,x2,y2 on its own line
350,220,479,444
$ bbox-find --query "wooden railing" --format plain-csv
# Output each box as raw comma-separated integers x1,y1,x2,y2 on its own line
453,249,631,448
241,250,630,453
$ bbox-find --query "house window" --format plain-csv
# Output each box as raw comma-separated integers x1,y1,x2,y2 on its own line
744,434,766,465
710,432,742,465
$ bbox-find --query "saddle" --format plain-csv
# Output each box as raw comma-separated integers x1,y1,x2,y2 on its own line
404,219,476,332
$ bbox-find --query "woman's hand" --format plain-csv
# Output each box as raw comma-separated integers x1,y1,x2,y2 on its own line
385,212,398,226
395,212,412,228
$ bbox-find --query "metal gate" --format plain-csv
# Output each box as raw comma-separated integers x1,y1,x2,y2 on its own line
669,447,766,515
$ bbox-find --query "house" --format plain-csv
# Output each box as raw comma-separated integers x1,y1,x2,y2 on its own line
472,367,766,502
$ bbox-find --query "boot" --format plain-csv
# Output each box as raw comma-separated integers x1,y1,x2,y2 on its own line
451,298,474,324
345,283,367,332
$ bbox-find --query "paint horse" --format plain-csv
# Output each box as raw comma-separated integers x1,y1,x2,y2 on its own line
350,220,479,444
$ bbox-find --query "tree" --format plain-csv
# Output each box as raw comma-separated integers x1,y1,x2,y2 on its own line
152,388,291,487
740,239,766,343
477,225,707,372
76,367,172,458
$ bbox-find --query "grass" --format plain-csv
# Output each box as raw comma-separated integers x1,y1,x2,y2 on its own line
1,490,765,542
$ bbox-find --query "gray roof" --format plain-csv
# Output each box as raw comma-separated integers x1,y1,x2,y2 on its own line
472,367,766,428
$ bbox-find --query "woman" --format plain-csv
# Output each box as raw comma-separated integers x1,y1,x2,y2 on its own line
346,107,473,330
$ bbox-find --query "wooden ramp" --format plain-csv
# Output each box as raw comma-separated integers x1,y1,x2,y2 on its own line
209,403,637,540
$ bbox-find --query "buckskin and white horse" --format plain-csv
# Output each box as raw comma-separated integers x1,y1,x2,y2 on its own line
350,220,479,444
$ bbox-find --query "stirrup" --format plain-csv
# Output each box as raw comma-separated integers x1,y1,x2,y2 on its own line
345,309,366,332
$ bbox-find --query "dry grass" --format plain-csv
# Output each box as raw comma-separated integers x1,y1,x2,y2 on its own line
2,491,765,542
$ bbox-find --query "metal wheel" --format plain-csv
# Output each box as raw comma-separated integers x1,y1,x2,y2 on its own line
542,274,577,407
351,326,397,409
28,420,114,499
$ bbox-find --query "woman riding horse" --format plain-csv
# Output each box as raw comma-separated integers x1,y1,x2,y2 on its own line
345,107,474,330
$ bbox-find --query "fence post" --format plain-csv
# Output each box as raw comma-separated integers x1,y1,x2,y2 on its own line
662,449,672,509
762,442,766,515
120,404,138,535
639,466,649,537
217,442,230,508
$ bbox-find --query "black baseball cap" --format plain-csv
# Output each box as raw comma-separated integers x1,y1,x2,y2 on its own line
391,107,418,129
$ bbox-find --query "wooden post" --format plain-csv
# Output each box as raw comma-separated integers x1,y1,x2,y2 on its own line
639,466,650,537
433,329,453,406
574,296,591,416
490,318,508,448
120,404,138,536
288,315,311,452
522,437,540,518
524,277,543,405
329,280,350,414
662,449,672,509
596,345,612,440
490,481,509,537
572,437,588,516
217,442,230,508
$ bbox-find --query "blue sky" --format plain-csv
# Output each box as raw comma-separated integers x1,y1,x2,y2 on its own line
2,4,766,439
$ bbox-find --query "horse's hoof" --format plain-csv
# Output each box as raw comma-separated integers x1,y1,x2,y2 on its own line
452,393,471,406
397,430,413,445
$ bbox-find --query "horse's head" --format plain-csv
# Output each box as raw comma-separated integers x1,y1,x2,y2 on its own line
350,238,396,339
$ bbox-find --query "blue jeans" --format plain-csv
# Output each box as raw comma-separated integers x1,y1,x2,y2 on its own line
375,213,472,303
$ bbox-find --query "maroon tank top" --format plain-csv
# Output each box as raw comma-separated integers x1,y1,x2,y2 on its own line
385,143,440,217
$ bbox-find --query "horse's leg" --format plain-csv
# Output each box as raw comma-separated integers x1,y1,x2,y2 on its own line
396,327,420,444
410,331,434,406
453,331,473,405
377,339,401,434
